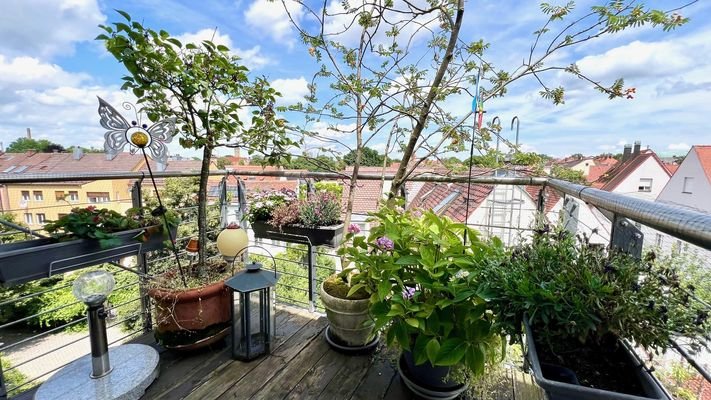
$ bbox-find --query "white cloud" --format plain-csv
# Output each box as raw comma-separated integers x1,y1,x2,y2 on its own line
271,77,309,105
0,0,105,58
668,142,690,151
244,0,304,48
176,29,271,70
0,56,90,89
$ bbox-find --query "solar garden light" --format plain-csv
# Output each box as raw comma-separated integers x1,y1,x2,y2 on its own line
72,270,115,378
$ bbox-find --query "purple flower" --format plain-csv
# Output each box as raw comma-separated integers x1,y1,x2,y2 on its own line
376,236,394,251
348,223,361,234
403,287,416,300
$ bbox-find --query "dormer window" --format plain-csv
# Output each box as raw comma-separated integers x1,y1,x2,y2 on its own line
638,178,652,192
682,177,693,194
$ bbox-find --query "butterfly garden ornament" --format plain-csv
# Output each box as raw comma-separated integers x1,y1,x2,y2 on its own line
97,97,175,168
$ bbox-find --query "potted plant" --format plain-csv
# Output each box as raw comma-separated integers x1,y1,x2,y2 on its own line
0,206,177,286
341,201,506,398
316,223,375,351
483,229,711,400
248,189,344,247
98,12,293,349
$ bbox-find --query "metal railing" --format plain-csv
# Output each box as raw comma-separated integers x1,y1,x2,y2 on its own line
1,170,710,399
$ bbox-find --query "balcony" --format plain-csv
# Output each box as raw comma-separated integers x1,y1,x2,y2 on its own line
0,170,709,400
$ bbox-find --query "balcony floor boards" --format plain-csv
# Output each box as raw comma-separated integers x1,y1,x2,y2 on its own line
12,305,546,400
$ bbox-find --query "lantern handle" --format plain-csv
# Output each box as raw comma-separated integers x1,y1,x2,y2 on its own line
233,245,278,277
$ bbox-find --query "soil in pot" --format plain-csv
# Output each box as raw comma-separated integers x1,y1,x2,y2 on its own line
535,334,645,396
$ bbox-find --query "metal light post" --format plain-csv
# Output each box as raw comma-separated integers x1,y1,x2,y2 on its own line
72,270,115,378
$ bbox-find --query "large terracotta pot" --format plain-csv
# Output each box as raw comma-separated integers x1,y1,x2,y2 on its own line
319,281,374,347
148,279,231,350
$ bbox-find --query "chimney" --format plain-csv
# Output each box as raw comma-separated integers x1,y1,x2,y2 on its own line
26,128,32,139
633,141,641,156
234,147,241,159
622,144,632,162
73,147,84,160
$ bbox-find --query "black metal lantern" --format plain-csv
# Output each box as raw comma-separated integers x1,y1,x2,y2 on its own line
225,262,279,360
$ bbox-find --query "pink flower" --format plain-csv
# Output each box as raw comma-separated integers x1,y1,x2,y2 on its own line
348,223,361,234
86,206,96,212
376,236,394,251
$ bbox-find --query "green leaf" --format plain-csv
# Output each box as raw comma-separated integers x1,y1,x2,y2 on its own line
394,320,410,351
405,318,420,329
115,9,131,21
413,335,429,365
346,283,365,298
435,338,466,366
395,255,419,265
465,346,485,375
377,280,390,300
425,338,440,365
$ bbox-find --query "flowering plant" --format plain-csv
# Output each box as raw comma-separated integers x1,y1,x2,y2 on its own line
338,199,507,377
44,206,179,249
246,189,297,223
247,188,341,228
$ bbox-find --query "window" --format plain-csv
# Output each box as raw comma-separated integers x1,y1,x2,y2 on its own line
682,177,694,194
638,178,653,192
37,213,46,224
21,191,30,201
87,192,110,203
24,213,33,224
33,191,43,201
68,191,79,201
655,233,662,247
55,191,65,201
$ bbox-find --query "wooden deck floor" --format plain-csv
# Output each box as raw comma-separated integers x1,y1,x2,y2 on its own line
136,305,546,400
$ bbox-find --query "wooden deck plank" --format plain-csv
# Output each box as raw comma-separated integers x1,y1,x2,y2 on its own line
280,343,347,400
214,317,328,399
183,310,315,400
382,374,414,400
252,334,332,400
316,354,372,400
348,352,398,400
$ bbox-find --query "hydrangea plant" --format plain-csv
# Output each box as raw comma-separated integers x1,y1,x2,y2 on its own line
338,199,507,376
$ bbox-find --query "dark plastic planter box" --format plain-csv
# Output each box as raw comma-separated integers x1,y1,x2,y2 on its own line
523,316,671,400
251,220,344,247
0,226,172,287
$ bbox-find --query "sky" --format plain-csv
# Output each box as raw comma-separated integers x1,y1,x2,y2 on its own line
0,0,709,160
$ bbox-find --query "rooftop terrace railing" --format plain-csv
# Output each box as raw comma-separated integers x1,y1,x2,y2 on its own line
0,170,710,398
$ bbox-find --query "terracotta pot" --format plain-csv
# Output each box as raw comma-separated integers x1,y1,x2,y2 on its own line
148,279,231,350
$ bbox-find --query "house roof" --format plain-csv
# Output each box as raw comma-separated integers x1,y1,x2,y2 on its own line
694,145,711,184
408,181,494,222
592,149,670,191
523,185,562,214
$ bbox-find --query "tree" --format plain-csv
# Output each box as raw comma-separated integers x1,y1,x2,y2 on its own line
343,147,386,167
280,0,689,227
6,137,64,153
99,12,294,271
550,165,587,185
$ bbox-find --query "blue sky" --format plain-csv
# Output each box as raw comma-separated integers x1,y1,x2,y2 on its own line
0,0,709,160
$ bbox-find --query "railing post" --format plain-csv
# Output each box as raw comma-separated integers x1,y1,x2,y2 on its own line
0,347,7,400
131,180,152,333
219,177,228,228
610,214,644,259
307,242,316,312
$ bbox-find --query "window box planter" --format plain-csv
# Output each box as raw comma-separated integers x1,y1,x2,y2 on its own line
250,220,344,247
523,316,671,400
0,225,173,286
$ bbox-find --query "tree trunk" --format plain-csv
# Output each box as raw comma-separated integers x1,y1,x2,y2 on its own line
389,1,465,196
197,145,212,270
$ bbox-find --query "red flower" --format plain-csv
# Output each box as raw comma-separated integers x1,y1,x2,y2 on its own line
93,216,100,223
86,206,97,212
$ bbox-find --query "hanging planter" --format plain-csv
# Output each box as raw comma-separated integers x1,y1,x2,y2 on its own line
251,220,344,247
0,225,174,287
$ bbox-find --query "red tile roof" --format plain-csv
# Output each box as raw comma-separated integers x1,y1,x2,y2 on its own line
523,185,561,213
408,181,494,222
593,150,670,191
694,145,711,185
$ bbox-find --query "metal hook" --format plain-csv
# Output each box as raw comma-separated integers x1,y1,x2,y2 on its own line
491,116,501,164
511,116,520,149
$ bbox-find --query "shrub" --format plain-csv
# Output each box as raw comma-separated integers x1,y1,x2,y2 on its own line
299,192,341,227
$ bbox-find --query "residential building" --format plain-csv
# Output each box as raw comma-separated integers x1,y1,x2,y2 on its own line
592,142,672,200
0,149,146,229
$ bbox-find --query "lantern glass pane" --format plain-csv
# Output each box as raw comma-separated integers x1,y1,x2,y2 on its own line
232,290,268,360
